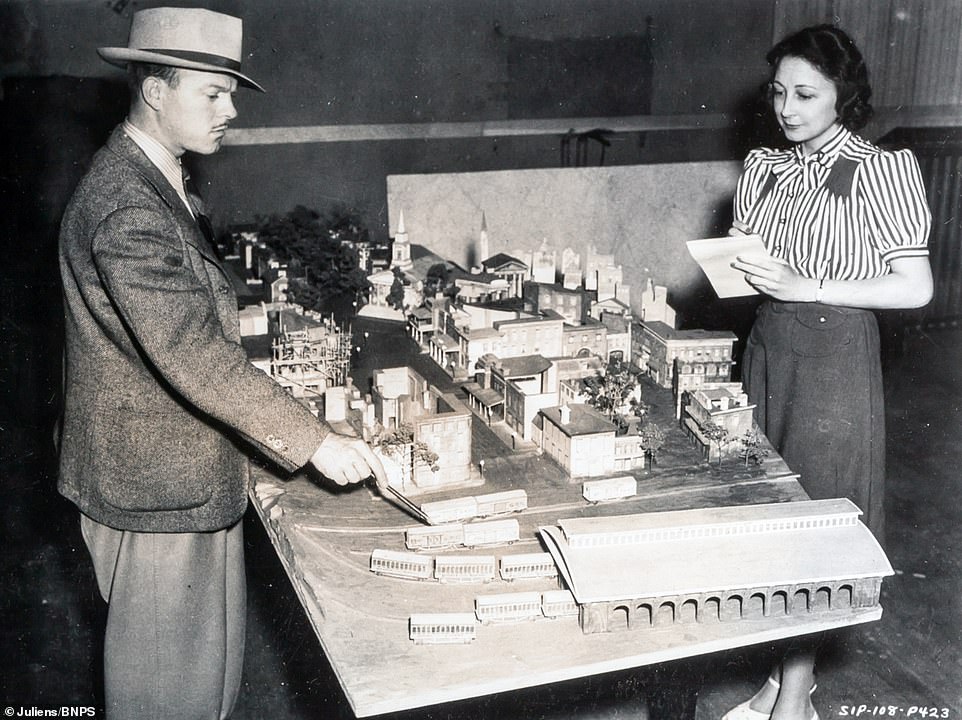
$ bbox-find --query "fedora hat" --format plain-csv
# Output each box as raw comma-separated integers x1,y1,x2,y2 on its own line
98,7,264,92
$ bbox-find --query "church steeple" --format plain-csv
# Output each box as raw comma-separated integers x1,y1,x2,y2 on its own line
478,211,490,267
391,209,412,270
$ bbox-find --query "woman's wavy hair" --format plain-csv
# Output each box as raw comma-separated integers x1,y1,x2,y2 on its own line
766,24,873,132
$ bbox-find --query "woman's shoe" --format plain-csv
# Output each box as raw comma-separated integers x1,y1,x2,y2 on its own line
720,701,770,720
720,677,817,720
720,677,780,720
720,702,818,720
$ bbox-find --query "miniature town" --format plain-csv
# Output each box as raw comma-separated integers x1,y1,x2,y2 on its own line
231,209,753,485
230,209,891,645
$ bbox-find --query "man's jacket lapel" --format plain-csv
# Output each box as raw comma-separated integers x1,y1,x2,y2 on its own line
105,127,224,269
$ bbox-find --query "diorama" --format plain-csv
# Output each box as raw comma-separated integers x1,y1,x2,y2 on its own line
232,205,757,494
234,202,891,659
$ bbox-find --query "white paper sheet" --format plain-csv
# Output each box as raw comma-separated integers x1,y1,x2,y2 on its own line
686,234,770,298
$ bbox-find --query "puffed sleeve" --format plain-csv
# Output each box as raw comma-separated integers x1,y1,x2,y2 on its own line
733,147,775,227
858,148,931,262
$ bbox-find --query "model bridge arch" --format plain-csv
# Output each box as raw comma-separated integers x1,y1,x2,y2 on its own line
580,577,878,634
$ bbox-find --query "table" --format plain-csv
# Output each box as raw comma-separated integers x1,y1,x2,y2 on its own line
248,368,886,717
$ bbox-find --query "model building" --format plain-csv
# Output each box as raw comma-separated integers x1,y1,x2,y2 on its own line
368,365,474,491
539,499,893,635
681,383,756,462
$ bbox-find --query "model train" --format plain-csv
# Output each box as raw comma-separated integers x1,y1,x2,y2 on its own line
409,613,477,645
369,549,434,581
370,549,497,583
475,589,579,624
582,476,638,503
434,555,498,584
475,591,542,623
420,489,528,525
498,552,558,582
408,590,579,643
371,546,558,585
405,518,520,551
539,589,579,618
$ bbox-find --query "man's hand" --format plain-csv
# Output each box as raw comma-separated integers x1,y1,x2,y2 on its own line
309,432,388,487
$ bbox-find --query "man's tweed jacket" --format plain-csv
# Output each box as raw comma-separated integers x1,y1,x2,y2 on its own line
59,126,329,533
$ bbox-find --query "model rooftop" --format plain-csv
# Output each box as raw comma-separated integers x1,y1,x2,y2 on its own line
643,321,737,341
556,499,860,545
540,404,615,437
540,499,893,604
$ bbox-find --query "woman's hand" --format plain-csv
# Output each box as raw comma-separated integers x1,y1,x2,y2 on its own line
731,255,815,302
731,255,932,308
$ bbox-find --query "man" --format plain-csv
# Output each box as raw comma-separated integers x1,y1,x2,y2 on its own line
57,8,385,719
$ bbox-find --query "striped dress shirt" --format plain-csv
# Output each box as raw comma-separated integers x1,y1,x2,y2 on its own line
121,119,195,217
734,126,930,281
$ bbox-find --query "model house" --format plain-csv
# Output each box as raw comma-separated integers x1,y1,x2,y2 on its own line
673,355,736,419
523,281,590,325
371,366,474,490
429,300,565,379
535,404,617,477
561,317,609,359
600,312,631,363
635,321,737,389
482,252,529,298
637,278,676,326
681,383,756,462
463,353,563,442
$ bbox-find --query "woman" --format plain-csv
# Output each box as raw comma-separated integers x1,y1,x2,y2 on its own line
724,24,932,720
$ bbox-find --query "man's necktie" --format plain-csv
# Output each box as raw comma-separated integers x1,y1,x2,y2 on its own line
181,165,217,253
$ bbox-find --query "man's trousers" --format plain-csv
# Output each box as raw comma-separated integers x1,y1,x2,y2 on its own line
81,514,246,720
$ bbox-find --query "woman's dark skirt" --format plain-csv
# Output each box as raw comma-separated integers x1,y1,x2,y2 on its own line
742,300,886,543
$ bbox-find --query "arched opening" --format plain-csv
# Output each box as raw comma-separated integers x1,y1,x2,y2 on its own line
722,594,743,621
703,596,721,622
680,599,698,624
770,590,788,616
748,592,767,618
814,586,832,611
635,603,653,627
655,601,676,627
610,604,630,631
836,584,854,608
793,588,811,613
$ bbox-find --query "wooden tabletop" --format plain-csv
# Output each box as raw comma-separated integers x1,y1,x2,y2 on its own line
248,369,886,717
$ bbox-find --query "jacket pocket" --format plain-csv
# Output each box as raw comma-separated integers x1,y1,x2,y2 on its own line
93,408,214,512
790,305,853,358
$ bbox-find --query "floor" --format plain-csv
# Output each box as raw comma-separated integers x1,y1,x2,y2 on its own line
2,325,960,719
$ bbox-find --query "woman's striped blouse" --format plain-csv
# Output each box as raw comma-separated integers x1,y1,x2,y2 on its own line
733,126,931,281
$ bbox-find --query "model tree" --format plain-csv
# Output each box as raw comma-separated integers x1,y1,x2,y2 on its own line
737,429,769,467
255,204,371,320
638,422,667,465
386,267,407,310
424,263,452,298
701,421,729,466
582,358,643,430
374,422,440,482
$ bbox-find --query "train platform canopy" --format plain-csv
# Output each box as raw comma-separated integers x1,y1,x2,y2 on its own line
539,499,893,604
